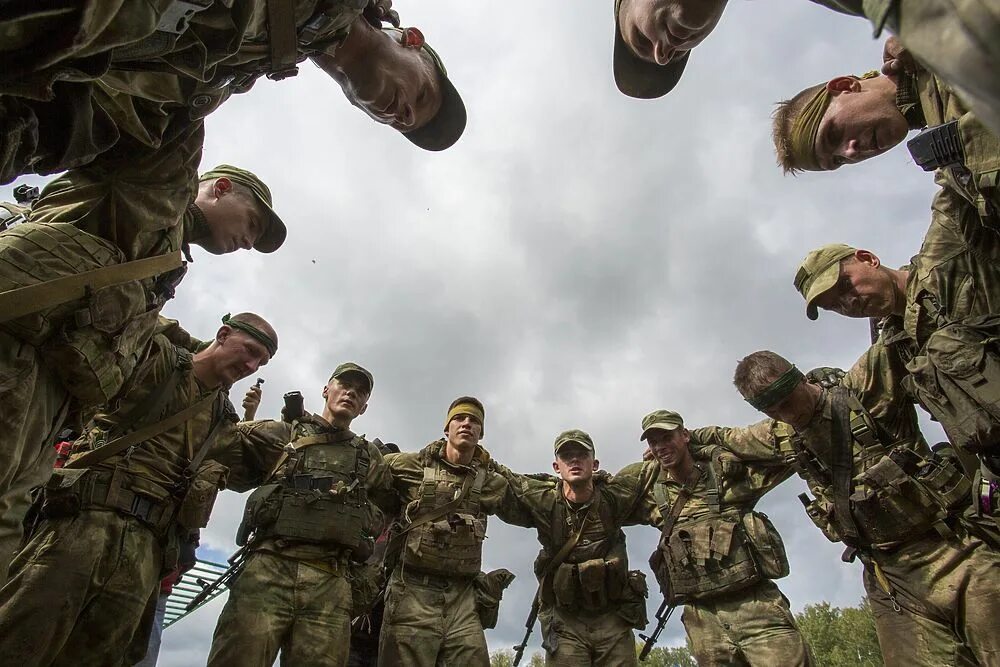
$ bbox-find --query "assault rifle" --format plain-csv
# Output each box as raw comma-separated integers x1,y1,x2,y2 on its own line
638,598,676,661
185,542,252,611
512,591,540,666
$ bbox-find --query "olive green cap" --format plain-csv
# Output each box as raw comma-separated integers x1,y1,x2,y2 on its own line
383,28,467,152
553,429,595,454
329,362,374,393
794,244,856,321
199,165,287,253
640,409,684,440
612,0,690,99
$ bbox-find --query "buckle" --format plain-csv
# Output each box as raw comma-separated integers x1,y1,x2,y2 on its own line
156,0,209,35
266,66,299,82
130,495,155,521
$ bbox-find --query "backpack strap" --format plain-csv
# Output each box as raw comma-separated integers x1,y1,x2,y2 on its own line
266,0,300,80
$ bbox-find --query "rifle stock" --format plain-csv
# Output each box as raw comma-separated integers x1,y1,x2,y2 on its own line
184,544,250,611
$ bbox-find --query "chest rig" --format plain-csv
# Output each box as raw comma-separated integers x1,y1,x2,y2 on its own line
648,455,782,603
792,388,970,556
400,448,489,578
240,415,373,556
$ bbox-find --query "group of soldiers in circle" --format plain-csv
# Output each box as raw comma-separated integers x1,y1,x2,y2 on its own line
0,0,998,666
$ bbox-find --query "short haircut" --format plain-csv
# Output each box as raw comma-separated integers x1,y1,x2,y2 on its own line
733,350,794,399
226,312,277,349
772,82,826,175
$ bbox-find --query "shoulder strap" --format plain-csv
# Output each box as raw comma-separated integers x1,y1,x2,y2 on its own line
0,250,183,324
702,454,723,514
829,388,861,550
66,392,217,469
660,466,704,540
540,501,597,581
266,0,300,80
354,437,371,488
183,392,232,476
466,464,488,516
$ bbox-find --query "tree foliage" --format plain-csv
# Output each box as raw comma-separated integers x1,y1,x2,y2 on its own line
794,597,883,666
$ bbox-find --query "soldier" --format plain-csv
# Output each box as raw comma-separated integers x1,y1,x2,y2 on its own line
714,345,1000,665
0,164,286,583
207,363,398,667
794,240,1000,509
502,429,649,666
377,396,531,667
0,312,286,667
612,1,1000,136
0,3,466,185
616,411,812,667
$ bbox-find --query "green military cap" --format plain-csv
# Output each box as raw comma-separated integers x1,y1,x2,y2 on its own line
553,429,596,454
329,362,374,393
794,244,857,321
640,409,684,440
199,165,287,253
383,27,467,152
612,0,690,99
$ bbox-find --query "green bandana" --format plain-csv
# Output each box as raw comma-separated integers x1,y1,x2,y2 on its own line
222,313,277,356
789,71,879,171
745,366,804,410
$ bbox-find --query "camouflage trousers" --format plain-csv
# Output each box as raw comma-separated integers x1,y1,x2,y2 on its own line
864,517,1000,666
680,579,813,667
378,569,489,667
208,550,354,667
0,509,161,667
539,605,638,667
0,331,68,583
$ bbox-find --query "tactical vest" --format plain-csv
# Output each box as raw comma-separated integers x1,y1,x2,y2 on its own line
400,456,488,578
0,201,29,232
791,389,971,550
242,417,374,556
0,222,185,407
649,458,786,603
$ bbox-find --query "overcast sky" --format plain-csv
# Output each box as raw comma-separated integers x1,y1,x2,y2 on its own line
3,0,947,662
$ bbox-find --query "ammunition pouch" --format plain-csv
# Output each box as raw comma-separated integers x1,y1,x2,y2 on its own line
39,467,90,520
236,483,280,546
41,467,176,535
903,316,1000,457
799,493,842,544
0,222,185,408
473,568,516,629
615,570,649,629
254,486,368,554
654,514,761,603
549,555,646,625
741,511,790,580
852,446,970,546
175,460,228,530
401,512,486,577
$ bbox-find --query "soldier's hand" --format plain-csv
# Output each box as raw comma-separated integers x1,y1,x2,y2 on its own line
242,384,263,420
642,446,654,462
881,36,916,81
365,0,399,28
805,366,846,389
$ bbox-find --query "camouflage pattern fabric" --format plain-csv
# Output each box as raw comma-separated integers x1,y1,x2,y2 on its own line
538,606,638,667
808,0,1000,135
207,551,355,667
705,340,1000,665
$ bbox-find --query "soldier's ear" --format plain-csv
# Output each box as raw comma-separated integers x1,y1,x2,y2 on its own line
357,402,368,417
213,177,234,198
552,461,560,474
826,76,861,95
321,384,329,400
854,249,880,268
216,325,233,344
592,458,600,471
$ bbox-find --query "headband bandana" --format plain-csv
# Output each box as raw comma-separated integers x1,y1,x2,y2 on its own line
745,366,805,410
788,71,879,172
445,402,485,433
222,313,277,357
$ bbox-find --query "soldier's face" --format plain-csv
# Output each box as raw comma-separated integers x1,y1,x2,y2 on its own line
195,179,265,255
812,254,897,319
758,381,820,431
215,329,271,387
553,444,598,485
323,375,370,422
813,77,910,170
645,428,691,470
337,28,442,133
446,414,482,449
619,0,727,65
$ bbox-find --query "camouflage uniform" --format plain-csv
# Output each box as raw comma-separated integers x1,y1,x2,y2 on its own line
503,468,648,666
809,0,1000,135
377,440,531,667
616,452,811,667
0,332,283,666
711,341,1000,665
207,412,397,667
0,163,282,581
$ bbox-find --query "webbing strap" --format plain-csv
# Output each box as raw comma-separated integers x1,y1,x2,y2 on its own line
659,466,704,541
185,393,228,476
66,392,217,469
0,250,183,324
266,0,300,79
830,389,861,551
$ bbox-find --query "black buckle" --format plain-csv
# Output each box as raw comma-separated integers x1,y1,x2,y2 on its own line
266,67,299,82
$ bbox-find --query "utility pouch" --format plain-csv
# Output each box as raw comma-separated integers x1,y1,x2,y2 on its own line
742,511,789,579
176,460,229,530
914,446,972,512
236,483,280,546
798,492,841,543
552,562,577,608
854,454,939,544
270,489,366,549
648,547,672,600
41,467,90,519
664,515,761,601
402,513,486,577
615,570,649,629
473,568,516,629
577,558,609,610
348,560,385,619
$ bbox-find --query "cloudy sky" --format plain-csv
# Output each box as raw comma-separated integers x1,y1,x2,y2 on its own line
3,0,948,663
